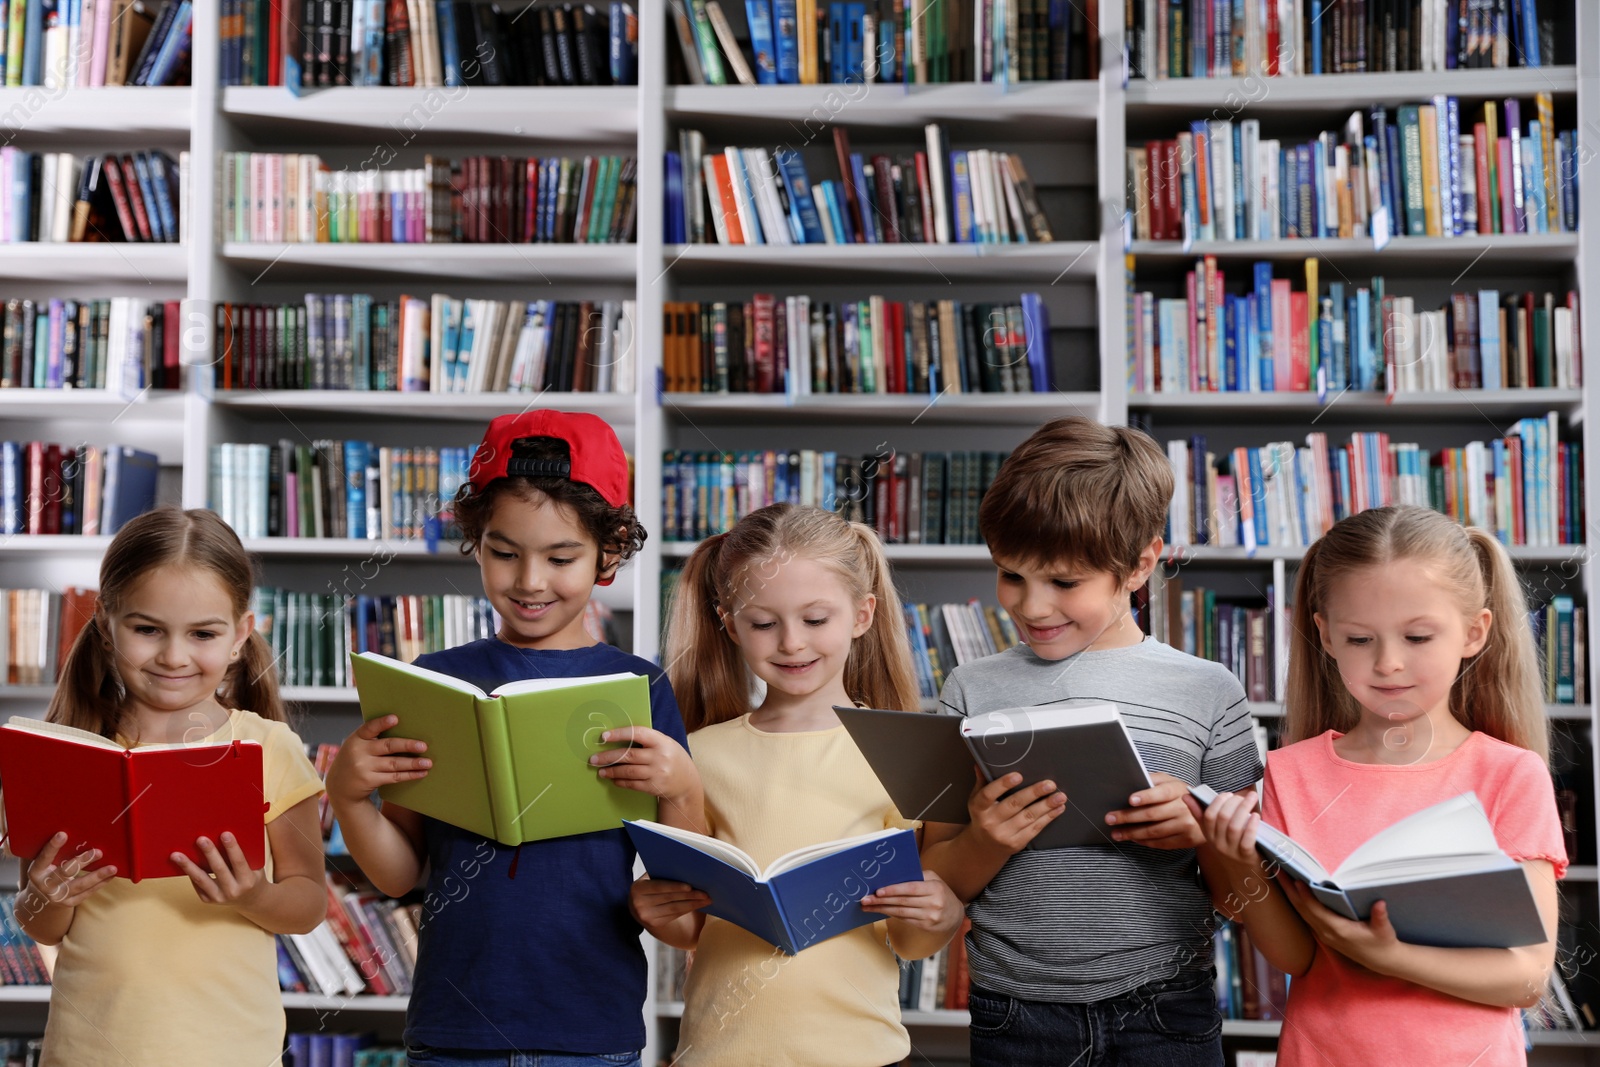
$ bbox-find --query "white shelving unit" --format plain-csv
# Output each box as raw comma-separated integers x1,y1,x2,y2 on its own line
0,3,1596,1064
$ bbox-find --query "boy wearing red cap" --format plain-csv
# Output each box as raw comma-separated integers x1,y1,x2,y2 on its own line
327,411,702,1067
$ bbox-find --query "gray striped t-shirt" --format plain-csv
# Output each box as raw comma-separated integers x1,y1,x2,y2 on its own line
938,637,1262,1002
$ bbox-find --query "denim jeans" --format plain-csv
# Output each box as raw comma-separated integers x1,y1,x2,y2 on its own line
967,973,1224,1067
404,1047,641,1067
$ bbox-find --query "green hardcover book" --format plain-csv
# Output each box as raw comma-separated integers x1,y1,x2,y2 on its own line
351,652,657,846
1532,299,1552,388
687,0,726,85
1397,106,1427,237
921,452,946,545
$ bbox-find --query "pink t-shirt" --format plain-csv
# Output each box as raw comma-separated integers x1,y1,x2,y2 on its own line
1261,730,1567,1067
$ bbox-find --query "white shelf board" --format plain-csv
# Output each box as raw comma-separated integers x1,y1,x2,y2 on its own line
664,541,993,566
213,390,636,424
1566,866,1599,882
0,389,186,421
0,243,187,283
281,992,410,1012
0,87,193,135
663,392,1100,425
0,986,50,1003
1166,543,1587,565
0,534,114,555
239,537,471,558
221,242,638,283
664,241,1099,281
1131,389,1584,421
1126,67,1579,114
223,86,639,142
665,81,1099,128
1129,234,1577,272
1248,701,1588,721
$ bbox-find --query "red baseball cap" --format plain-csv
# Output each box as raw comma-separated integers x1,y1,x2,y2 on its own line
468,410,630,508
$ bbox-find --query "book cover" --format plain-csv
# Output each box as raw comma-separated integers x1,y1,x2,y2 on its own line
0,716,267,883
625,820,921,954
350,651,657,845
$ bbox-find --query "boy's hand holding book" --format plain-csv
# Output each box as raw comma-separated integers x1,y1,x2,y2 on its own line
1105,772,1207,850
589,725,704,832
965,767,1067,855
326,714,435,805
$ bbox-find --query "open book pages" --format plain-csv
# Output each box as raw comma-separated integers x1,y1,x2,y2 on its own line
627,820,908,881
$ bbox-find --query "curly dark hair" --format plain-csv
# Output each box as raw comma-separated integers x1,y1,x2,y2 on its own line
453,435,646,573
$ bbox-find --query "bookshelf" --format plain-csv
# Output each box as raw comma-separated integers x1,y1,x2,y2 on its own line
0,3,1595,1065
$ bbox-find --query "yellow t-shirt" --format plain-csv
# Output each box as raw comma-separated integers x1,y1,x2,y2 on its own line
676,714,918,1067
41,710,324,1067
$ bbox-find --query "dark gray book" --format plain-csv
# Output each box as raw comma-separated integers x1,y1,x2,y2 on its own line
836,701,1152,850
1189,786,1548,949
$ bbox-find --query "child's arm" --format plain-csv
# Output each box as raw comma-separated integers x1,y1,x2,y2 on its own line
325,715,431,898
1192,790,1317,977
591,725,707,837
629,876,708,950
864,850,966,961
169,795,326,934
1280,860,1559,1008
919,769,1067,903
14,833,117,946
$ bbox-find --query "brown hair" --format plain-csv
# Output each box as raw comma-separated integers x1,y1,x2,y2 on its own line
665,503,921,733
453,435,645,579
979,416,1173,581
49,507,285,739
1285,505,1548,763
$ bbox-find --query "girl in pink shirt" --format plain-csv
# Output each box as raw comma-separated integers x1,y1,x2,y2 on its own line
1195,505,1566,1067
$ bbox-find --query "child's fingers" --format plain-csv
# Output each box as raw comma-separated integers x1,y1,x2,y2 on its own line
32,831,68,869
996,780,1062,819
375,754,432,774
217,832,259,881
170,852,224,903
354,715,400,740
600,726,658,747
369,737,428,757
194,838,240,894
1128,774,1189,808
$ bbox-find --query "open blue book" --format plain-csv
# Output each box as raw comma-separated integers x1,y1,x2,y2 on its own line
624,821,923,955
1190,786,1548,949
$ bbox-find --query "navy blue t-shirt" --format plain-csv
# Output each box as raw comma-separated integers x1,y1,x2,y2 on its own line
400,638,689,1053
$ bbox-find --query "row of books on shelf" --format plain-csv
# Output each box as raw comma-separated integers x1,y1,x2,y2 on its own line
0,296,183,392
667,125,1054,246
670,0,1097,86
223,0,637,88
214,296,637,394
208,441,470,542
278,873,417,997
662,293,1051,396
0,0,193,88
1127,260,1581,394
0,894,50,986
1129,0,1558,79
222,152,637,245
1129,95,1577,243
661,448,1004,544
2,149,185,244
1154,418,1580,550
0,442,159,538
904,599,1021,699
1140,576,1280,703
285,1034,405,1067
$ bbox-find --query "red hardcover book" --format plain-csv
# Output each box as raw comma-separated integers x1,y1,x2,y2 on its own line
0,719,267,883
708,155,743,244
1146,141,1167,241
752,292,776,392
100,154,140,242
163,298,180,389
219,302,235,389
120,154,155,242
832,127,865,243
870,154,899,242
574,157,599,244
56,586,97,668
888,300,905,393
914,151,935,242
23,441,44,534
498,156,514,242
1164,140,1183,241
1289,290,1310,392
523,157,539,242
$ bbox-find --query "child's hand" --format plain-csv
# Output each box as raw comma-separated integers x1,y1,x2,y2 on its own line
24,832,116,908
1104,772,1205,850
1282,877,1403,975
862,869,964,936
591,726,698,803
968,767,1068,854
629,874,710,928
325,715,432,805
1195,789,1267,869
171,832,267,911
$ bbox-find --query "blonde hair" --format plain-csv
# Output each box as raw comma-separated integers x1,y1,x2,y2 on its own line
49,507,286,739
665,503,921,733
1285,505,1548,763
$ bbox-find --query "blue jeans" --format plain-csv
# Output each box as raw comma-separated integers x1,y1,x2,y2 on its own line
968,974,1224,1067
404,1048,640,1067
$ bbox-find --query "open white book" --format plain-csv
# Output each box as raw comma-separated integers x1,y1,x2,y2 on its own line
1191,786,1549,948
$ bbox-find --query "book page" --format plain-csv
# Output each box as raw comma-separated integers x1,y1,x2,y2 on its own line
352,651,490,698
630,819,761,877
1336,793,1504,881
957,699,1122,739
491,671,640,698
3,716,125,751
765,826,911,879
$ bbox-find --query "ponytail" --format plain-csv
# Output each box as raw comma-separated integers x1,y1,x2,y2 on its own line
842,523,921,715
223,629,289,725
1458,527,1547,763
48,610,123,738
1283,538,1363,746
665,533,751,733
